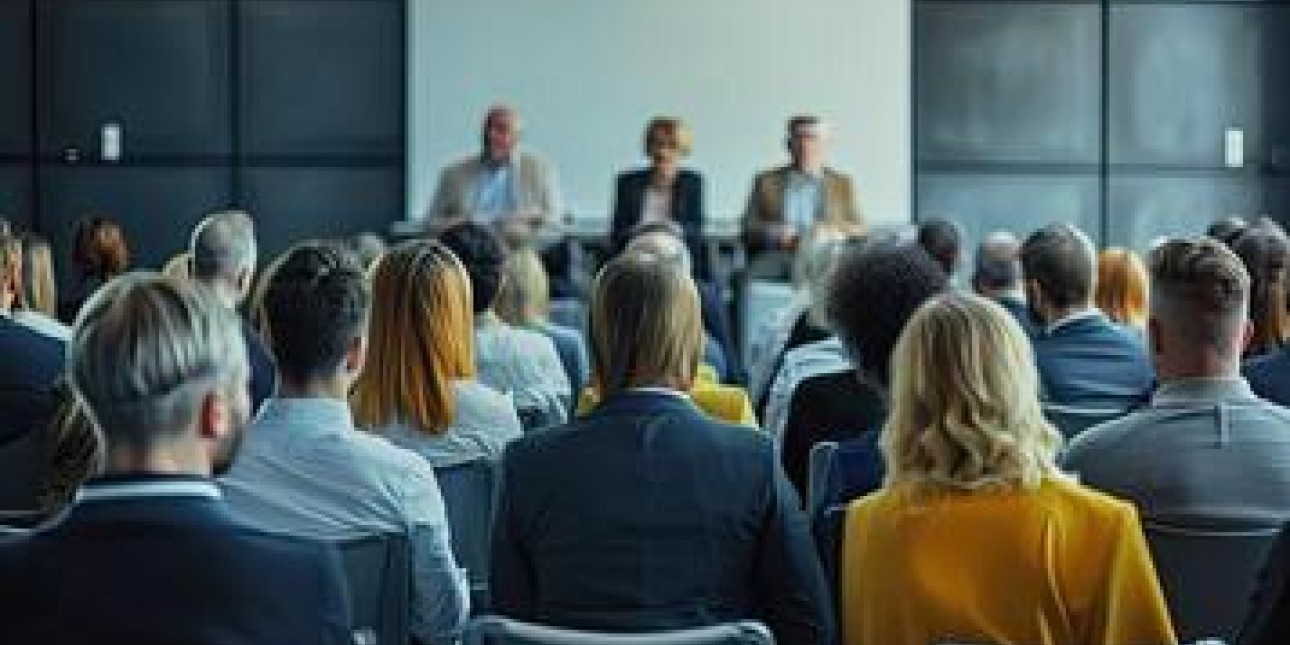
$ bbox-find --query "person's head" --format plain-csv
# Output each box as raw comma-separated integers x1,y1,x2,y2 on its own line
1019,223,1097,325
624,221,692,275
1094,248,1149,328
351,240,476,435
351,232,387,272
1207,216,1249,247
482,104,522,163
19,233,57,316
1230,223,1290,356
69,273,250,477
190,210,258,306
793,229,855,328
71,216,129,281
258,243,370,396
916,218,963,276
0,232,20,311
643,117,693,170
589,251,703,397
786,115,830,173
826,240,949,388
972,231,1023,298
1148,237,1251,379
436,221,506,315
882,293,1063,492
495,248,550,327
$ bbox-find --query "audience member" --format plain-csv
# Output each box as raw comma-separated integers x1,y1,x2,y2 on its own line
37,380,103,516
1231,222,1290,357
1209,215,1250,247
495,247,590,401
0,272,352,644
6,233,68,341
916,217,962,277
221,243,469,645
1020,223,1153,408
350,232,387,271
491,251,834,644
59,215,128,322
1064,237,1290,527
438,222,570,428
611,117,705,267
352,239,522,467
190,211,276,413
1095,247,1149,330
842,292,1175,645
971,230,1035,335
743,115,863,280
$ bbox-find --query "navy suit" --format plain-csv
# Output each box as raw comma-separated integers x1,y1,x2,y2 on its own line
241,318,277,414
0,475,352,645
1032,312,1154,408
0,315,66,510
492,391,834,645
610,169,704,253
1244,348,1290,407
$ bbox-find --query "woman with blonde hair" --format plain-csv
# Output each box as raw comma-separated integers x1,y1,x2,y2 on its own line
352,240,521,467
1095,247,1149,329
841,292,1175,645
610,116,704,267
9,232,69,341
494,247,588,398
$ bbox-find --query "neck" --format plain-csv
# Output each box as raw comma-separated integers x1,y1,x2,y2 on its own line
794,161,823,176
1045,304,1092,326
1156,348,1240,382
104,446,210,478
0,291,13,313
651,164,678,185
278,376,351,401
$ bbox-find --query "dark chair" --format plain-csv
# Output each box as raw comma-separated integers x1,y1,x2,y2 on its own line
1041,403,1128,441
436,459,501,611
334,532,410,645
806,441,839,523
812,504,849,605
1146,521,1280,643
462,615,775,645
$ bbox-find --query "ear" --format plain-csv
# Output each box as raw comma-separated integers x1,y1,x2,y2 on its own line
195,388,230,444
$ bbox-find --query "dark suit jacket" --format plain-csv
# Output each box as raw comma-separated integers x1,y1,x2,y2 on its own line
1239,522,1290,645
780,369,887,498
0,474,352,645
1032,312,1154,408
0,316,66,510
610,168,704,252
241,319,277,414
1244,348,1290,407
492,391,834,645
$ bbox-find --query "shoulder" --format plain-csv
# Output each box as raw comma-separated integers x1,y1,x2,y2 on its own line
1035,477,1141,533
679,168,704,184
1061,411,1148,467
453,379,516,409
824,168,854,185
1246,348,1290,378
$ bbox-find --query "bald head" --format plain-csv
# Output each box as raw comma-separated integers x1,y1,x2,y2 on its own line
625,230,692,276
483,104,522,162
973,231,1023,297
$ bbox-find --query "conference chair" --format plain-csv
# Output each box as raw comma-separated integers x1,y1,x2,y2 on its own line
1041,403,1128,440
436,459,501,610
548,299,586,333
462,615,774,645
335,531,410,645
813,504,849,604
806,442,840,523
1145,521,1280,643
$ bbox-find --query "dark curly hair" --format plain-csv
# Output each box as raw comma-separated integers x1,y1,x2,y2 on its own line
436,221,507,314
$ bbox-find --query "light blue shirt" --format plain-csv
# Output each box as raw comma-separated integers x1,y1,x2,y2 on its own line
369,380,523,469
475,314,572,429
782,171,823,232
473,161,518,221
219,397,469,645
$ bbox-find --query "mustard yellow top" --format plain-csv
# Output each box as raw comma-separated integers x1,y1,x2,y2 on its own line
841,477,1176,645
577,365,757,427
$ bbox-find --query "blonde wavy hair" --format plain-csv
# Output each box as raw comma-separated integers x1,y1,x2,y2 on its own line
881,292,1065,492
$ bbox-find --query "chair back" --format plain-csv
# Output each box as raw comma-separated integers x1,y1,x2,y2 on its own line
463,615,775,645
548,299,586,333
335,532,410,645
806,441,839,523
1145,521,1280,643
1041,403,1127,440
436,459,502,607
813,504,849,604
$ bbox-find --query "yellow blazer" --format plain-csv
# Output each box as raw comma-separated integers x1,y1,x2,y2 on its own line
577,366,756,427
841,477,1176,645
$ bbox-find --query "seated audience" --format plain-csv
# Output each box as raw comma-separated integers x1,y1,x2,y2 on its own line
971,230,1036,335
12,233,67,341
437,222,570,428
1021,223,1153,408
1209,215,1250,246
0,273,352,644
781,240,947,498
1064,237,1290,528
491,251,833,644
221,243,469,644
762,334,850,439
1239,521,1290,645
190,211,276,413
611,117,705,276
350,232,387,271
495,247,590,401
352,240,521,468
916,217,962,278
58,215,128,323
842,292,1175,645
1231,221,1290,358
38,380,103,515
1095,247,1149,330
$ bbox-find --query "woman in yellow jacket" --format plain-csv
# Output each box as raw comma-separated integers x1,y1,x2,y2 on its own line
841,293,1176,645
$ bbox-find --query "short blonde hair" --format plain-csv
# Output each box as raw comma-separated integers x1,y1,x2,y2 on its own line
1096,248,1149,328
495,248,549,326
644,117,693,157
882,292,1064,492
589,251,702,397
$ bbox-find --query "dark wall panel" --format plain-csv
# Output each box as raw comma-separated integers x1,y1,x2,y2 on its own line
241,167,402,259
917,173,1101,249
1107,175,1286,252
0,168,33,229
0,2,32,157
240,0,404,157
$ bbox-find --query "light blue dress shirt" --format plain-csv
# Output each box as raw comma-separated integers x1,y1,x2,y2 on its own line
782,171,824,232
475,315,572,429
219,397,469,645
473,162,518,222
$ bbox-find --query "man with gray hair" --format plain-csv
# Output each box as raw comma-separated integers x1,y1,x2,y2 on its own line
0,273,352,643
972,231,1035,336
189,211,276,412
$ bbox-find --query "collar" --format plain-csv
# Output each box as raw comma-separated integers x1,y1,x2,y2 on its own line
255,397,354,436
77,474,221,505
626,387,689,399
994,290,1027,306
1045,308,1102,335
1152,377,1258,407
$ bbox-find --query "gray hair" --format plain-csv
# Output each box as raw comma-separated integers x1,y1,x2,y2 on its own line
69,272,248,448
190,211,257,282
973,231,1023,292
625,230,692,275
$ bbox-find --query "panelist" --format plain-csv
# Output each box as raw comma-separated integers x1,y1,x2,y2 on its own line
427,105,564,247
742,115,863,279
610,117,704,269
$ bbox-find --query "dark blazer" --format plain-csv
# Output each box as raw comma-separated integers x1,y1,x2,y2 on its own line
0,474,352,645
610,168,704,251
241,319,277,414
1244,348,1290,407
0,315,65,444
780,369,887,498
1031,312,1154,409
492,391,834,645
1239,522,1290,645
